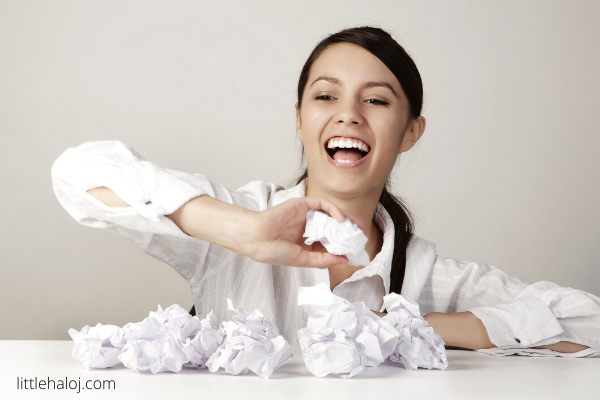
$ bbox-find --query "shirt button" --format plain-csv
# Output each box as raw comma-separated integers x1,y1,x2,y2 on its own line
515,338,521,343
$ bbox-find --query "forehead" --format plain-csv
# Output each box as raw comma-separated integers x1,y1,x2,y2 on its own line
308,42,401,90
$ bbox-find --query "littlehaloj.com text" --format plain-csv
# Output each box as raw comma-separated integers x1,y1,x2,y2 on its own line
17,376,116,393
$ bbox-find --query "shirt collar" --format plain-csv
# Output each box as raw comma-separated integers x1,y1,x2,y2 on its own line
269,181,437,296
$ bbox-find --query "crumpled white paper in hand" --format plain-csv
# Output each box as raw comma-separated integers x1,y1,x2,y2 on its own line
382,293,448,370
303,209,370,266
297,283,399,378
118,304,223,374
68,324,127,370
206,299,292,378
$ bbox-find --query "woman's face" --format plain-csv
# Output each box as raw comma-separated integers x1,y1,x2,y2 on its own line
297,42,424,199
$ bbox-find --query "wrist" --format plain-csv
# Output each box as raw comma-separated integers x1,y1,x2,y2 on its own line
226,207,259,257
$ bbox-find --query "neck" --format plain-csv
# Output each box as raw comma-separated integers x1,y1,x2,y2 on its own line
304,178,384,261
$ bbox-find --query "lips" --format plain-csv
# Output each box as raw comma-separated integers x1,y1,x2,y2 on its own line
324,144,370,168
324,135,371,168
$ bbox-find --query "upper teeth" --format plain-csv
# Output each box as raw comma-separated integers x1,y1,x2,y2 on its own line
326,137,370,152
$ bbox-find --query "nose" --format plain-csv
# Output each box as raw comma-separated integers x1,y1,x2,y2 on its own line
334,98,363,126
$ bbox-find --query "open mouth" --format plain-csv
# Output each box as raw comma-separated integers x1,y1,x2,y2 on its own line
325,137,370,164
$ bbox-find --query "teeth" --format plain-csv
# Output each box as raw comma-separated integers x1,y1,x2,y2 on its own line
326,137,370,152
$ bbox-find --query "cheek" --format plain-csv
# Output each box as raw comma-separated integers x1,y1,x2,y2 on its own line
301,107,331,140
372,114,404,148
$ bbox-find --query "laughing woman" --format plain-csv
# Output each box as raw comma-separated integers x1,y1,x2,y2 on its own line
51,26,600,356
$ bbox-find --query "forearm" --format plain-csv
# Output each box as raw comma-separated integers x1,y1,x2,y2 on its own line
424,312,494,350
165,195,256,254
87,186,253,254
423,312,589,353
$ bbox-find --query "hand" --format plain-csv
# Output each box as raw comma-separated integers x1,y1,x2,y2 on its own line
242,196,365,268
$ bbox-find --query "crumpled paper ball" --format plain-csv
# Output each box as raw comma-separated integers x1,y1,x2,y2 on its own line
382,293,448,370
68,323,127,369
206,299,292,378
184,311,225,369
297,283,399,378
109,304,223,374
69,303,290,378
297,328,369,378
303,209,370,266
118,304,223,374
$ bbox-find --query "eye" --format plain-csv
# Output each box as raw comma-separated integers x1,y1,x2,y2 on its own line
365,98,389,106
315,94,336,101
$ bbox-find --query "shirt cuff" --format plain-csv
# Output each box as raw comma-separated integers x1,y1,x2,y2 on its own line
476,347,598,358
469,297,564,348
104,160,206,222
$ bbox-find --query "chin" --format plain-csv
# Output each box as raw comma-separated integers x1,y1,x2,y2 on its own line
321,175,367,198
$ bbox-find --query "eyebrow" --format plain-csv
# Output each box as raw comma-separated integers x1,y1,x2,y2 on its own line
309,76,398,97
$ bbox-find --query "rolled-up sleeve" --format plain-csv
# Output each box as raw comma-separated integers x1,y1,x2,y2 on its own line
51,140,281,284
418,257,600,357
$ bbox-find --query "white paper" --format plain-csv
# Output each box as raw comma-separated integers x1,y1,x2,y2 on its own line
118,304,222,374
382,293,449,370
69,303,289,377
68,324,127,370
303,209,370,266
184,311,225,369
206,299,292,378
297,283,399,378
297,328,369,378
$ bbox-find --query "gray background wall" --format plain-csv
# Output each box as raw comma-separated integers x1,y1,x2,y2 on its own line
1,0,598,340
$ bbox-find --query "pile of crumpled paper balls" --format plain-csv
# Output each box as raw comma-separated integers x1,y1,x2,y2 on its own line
69,284,447,379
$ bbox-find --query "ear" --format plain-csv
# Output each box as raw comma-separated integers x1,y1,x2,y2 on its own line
399,116,426,154
295,103,303,140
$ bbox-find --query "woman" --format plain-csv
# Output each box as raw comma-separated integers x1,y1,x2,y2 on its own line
51,26,599,356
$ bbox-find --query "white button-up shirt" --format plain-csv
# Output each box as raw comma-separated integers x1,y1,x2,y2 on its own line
51,140,600,356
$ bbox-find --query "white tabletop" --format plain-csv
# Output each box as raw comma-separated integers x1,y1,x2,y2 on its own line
1,341,597,399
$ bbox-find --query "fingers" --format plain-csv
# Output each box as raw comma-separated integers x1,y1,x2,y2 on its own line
290,248,349,269
302,197,365,230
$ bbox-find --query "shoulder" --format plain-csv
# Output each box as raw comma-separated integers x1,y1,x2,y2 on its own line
406,234,438,268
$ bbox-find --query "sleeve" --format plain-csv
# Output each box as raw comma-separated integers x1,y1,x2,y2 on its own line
51,140,282,284
420,256,600,358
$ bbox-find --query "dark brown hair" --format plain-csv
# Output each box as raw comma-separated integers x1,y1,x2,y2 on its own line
294,26,421,295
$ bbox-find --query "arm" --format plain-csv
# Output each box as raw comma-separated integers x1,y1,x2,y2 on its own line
84,182,364,268
423,311,589,352
84,186,257,255
417,256,600,357
165,192,363,267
